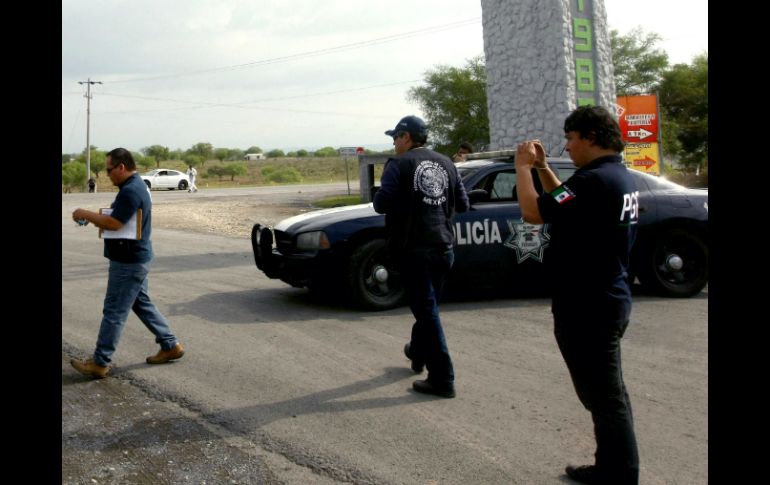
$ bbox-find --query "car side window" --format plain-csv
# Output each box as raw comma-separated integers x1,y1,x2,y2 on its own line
489,172,516,201
472,170,516,202
159,171,168,176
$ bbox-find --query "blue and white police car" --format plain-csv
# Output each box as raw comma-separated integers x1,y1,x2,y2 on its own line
251,151,708,310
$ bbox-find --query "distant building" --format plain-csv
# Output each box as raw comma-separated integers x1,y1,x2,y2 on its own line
244,153,266,160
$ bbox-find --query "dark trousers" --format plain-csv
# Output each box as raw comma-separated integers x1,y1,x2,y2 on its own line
400,247,455,385
554,315,639,485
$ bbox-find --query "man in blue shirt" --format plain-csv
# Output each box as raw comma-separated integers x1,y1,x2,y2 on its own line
70,148,184,378
515,106,640,485
374,115,469,398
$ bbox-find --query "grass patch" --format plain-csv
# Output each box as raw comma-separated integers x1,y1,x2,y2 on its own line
313,195,363,208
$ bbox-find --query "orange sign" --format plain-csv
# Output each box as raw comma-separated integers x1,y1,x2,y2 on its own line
616,94,659,142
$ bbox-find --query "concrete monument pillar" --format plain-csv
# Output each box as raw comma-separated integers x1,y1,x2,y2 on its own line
481,0,616,155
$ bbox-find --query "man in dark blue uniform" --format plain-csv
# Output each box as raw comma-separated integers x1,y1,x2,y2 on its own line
514,106,640,485
374,115,469,398
71,148,184,378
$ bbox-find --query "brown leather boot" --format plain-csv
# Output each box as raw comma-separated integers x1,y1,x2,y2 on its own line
146,342,185,364
70,358,110,379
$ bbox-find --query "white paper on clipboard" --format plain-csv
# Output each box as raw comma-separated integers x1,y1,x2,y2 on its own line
99,208,142,240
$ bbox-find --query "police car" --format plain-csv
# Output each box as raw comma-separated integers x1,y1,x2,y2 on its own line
251,150,708,310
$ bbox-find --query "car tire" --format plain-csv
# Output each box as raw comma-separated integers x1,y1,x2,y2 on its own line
178,180,188,190
144,180,152,189
347,239,406,311
637,229,708,297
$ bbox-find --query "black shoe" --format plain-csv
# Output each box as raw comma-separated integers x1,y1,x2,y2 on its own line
565,465,605,485
403,343,424,373
412,379,455,398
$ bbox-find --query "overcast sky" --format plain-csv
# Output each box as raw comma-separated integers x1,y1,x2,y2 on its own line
61,0,708,155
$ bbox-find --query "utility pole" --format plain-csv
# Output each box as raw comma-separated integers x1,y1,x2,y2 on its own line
78,78,102,192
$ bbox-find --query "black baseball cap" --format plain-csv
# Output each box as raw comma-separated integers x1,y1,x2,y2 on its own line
384,115,427,137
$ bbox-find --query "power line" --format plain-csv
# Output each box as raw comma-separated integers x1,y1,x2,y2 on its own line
91,78,421,114
105,17,480,84
95,91,394,119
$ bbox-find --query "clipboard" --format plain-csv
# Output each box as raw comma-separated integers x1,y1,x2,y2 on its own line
99,208,142,240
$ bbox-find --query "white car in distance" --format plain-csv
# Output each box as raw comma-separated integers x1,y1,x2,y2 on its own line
140,169,190,190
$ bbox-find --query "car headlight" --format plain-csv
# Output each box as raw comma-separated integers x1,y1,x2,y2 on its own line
296,231,330,250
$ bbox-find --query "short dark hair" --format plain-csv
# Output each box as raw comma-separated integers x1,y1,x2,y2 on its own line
106,148,136,170
410,132,428,145
563,105,624,152
458,142,474,153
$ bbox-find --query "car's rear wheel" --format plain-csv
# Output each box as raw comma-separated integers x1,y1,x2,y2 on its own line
347,239,406,310
637,229,708,297
144,180,151,189
178,180,188,190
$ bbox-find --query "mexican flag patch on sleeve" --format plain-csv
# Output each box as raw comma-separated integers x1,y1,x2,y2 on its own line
551,185,575,204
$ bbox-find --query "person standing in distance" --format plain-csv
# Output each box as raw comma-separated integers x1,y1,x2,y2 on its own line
70,148,185,378
514,105,640,485
452,142,474,163
187,165,198,193
374,115,469,398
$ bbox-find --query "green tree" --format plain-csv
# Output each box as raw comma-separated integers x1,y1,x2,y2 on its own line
245,146,263,154
227,148,245,161
313,146,337,157
659,54,708,173
207,165,226,181
266,149,285,158
77,147,106,177
610,28,669,95
223,162,248,181
62,161,87,193
214,147,229,161
261,166,301,184
187,142,214,165
137,154,155,171
142,145,170,169
296,149,309,157
182,154,204,168
408,55,489,155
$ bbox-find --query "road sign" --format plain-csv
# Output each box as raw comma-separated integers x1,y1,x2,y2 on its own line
616,94,659,141
338,147,364,157
623,142,662,176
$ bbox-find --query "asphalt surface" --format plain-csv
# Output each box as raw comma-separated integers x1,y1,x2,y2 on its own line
62,186,708,484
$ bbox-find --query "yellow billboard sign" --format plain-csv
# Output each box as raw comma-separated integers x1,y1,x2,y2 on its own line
623,142,661,176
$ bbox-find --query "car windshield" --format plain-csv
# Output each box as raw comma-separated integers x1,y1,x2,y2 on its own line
143,170,160,176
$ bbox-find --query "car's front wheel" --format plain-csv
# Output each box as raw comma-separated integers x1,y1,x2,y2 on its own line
637,229,708,297
144,180,152,189
347,239,406,310
178,180,188,190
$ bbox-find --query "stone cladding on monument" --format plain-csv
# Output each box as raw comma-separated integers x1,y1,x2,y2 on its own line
481,0,616,155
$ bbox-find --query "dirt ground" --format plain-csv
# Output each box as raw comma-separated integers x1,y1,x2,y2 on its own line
150,197,314,238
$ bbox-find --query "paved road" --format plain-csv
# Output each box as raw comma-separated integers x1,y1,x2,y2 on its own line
62,186,708,484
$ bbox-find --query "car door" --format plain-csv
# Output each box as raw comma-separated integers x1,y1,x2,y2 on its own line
451,167,551,289
155,170,170,188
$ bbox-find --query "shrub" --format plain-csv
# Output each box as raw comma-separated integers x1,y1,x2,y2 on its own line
261,165,302,184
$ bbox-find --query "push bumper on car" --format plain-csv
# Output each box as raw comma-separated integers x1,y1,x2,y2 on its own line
251,223,325,287
251,224,282,278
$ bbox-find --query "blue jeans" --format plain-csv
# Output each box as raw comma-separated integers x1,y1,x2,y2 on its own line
400,247,455,385
93,260,178,366
554,316,639,485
